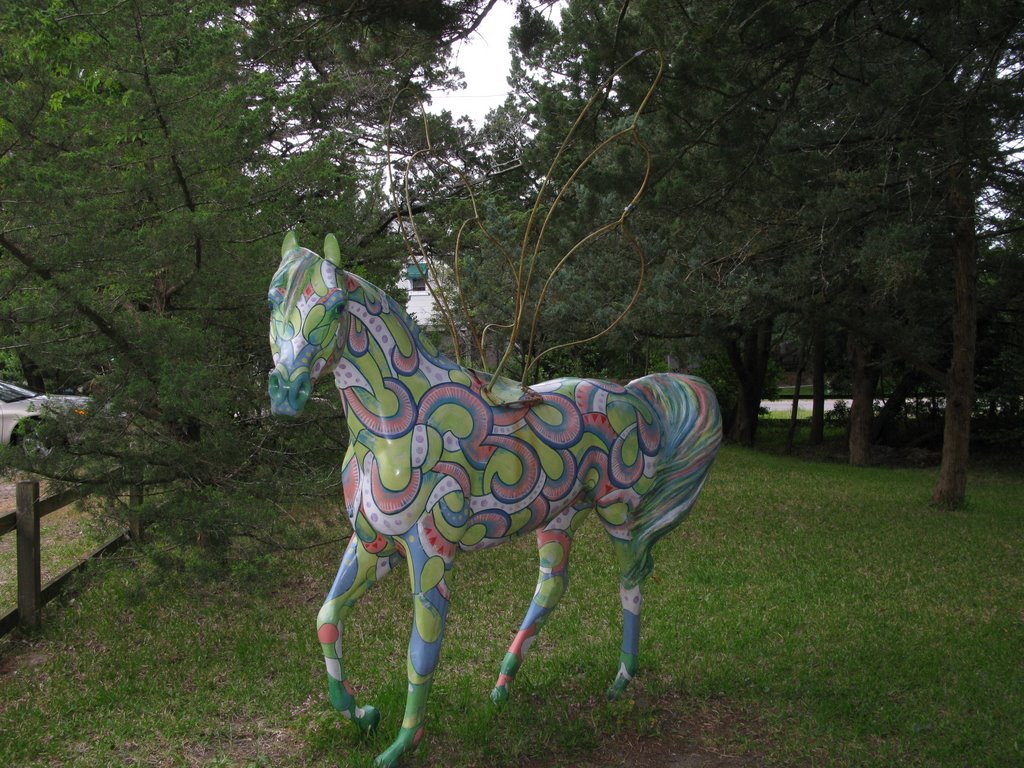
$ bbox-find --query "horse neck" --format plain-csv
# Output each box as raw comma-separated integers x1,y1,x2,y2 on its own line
333,271,462,416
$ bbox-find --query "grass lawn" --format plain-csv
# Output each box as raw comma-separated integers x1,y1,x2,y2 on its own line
762,408,812,420
1,445,1021,767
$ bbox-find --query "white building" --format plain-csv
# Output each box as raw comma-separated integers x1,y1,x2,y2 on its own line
402,260,502,371
404,261,435,326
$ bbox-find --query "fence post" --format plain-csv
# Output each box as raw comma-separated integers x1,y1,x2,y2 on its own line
128,482,144,543
16,481,41,630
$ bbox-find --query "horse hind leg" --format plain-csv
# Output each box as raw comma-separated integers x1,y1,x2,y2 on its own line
491,503,591,704
600,474,712,699
600,512,643,701
609,575,642,700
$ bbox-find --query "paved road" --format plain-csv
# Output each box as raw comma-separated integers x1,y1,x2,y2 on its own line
762,398,852,412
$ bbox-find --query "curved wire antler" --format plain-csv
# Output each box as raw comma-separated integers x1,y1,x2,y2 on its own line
487,48,665,390
386,97,520,371
386,50,664,397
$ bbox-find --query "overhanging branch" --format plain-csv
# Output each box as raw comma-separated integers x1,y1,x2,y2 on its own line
0,233,143,368
356,159,523,246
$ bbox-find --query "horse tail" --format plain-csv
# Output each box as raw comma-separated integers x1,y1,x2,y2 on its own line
622,373,722,587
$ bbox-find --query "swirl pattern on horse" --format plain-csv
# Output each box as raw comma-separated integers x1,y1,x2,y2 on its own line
268,234,721,767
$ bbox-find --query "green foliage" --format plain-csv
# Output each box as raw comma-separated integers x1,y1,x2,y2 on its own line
826,399,852,429
0,349,20,381
486,0,1023,470
1,0,1021,541
0,0,483,549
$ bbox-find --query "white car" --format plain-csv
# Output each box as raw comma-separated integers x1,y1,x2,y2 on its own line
0,380,89,449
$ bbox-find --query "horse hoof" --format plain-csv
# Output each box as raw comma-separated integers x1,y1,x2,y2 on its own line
490,685,509,705
355,705,380,733
374,726,422,767
606,676,630,701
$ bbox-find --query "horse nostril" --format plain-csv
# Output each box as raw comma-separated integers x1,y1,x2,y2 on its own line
268,371,280,397
268,368,310,415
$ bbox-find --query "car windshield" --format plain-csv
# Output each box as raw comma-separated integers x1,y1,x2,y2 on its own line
0,381,38,404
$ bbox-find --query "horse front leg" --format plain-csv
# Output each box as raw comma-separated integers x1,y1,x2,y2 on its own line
317,532,396,733
375,526,452,768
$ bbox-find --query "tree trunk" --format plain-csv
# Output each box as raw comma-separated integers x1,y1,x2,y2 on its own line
17,352,46,392
785,355,806,454
872,369,922,444
810,326,826,445
724,318,774,446
933,161,978,509
848,335,877,467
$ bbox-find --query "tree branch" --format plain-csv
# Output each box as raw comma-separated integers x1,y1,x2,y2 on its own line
132,4,202,300
0,233,142,367
356,158,523,246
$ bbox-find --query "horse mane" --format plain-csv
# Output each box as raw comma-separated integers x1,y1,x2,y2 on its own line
338,267,540,409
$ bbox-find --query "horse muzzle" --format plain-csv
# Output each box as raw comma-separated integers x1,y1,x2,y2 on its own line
268,367,312,416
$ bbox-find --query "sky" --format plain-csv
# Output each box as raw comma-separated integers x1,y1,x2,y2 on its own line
427,1,518,125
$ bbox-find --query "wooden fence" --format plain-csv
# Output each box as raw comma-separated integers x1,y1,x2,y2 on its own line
0,478,142,637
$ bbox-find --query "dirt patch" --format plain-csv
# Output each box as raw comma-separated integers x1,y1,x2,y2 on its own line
503,692,768,768
576,738,760,768
0,645,49,678
0,473,46,512
0,481,15,513
572,704,762,768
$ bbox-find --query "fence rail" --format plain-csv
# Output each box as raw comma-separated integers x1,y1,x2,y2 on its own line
0,478,142,637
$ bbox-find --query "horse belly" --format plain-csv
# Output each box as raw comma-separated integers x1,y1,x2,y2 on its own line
457,490,582,552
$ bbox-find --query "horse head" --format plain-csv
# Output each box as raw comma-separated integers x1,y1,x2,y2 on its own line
267,232,348,416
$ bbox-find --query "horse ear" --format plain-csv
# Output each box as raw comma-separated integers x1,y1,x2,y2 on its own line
281,231,298,256
323,233,342,267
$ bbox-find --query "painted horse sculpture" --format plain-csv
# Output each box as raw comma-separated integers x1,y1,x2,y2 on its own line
267,232,722,766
